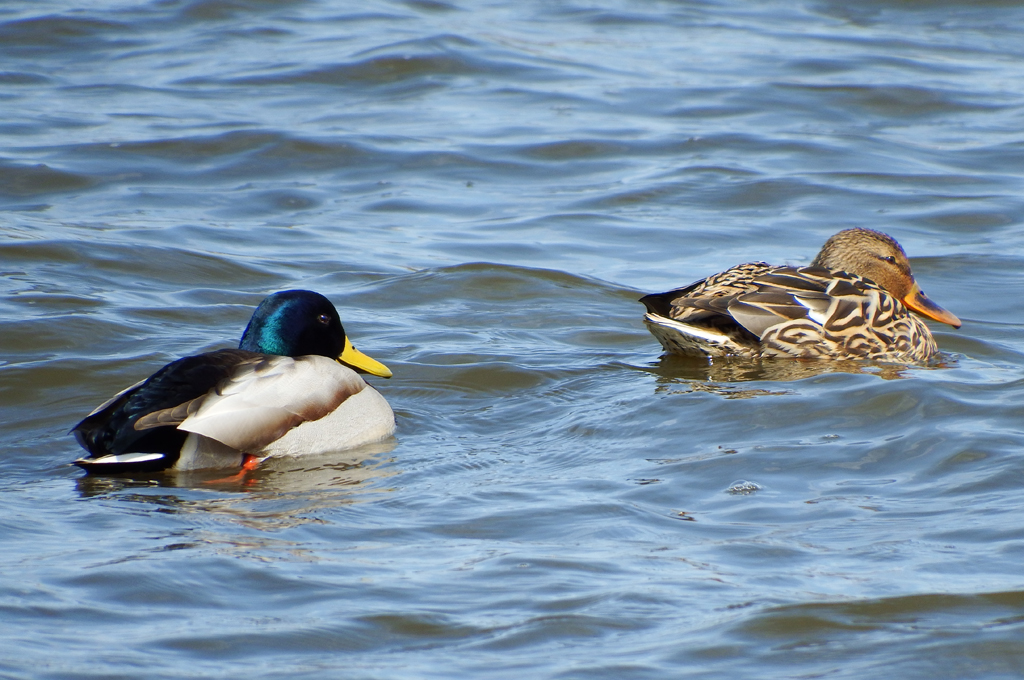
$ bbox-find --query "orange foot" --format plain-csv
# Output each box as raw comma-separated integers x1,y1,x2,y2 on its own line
204,454,261,484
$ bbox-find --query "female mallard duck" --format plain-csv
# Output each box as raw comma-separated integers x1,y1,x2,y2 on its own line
640,228,961,362
72,290,395,474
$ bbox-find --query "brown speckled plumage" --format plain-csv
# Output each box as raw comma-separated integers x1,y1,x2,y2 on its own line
640,228,960,362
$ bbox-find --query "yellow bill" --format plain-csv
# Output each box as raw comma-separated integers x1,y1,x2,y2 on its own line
339,337,393,378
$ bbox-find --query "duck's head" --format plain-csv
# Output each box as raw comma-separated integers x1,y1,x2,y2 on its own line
811,228,960,328
238,290,392,377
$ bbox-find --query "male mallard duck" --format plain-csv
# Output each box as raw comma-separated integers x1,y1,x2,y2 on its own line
72,290,395,474
640,228,961,362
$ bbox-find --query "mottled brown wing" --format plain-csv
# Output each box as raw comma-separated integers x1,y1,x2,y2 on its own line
723,266,835,338
640,262,774,318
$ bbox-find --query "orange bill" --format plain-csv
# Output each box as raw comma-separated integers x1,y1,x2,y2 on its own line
903,282,961,328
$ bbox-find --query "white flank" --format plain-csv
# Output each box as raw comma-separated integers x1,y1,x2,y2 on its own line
179,355,358,448
78,452,165,465
644,313,731,345
260,386,396,457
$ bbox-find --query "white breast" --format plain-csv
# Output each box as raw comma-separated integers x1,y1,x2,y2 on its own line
257,385,395,458
171,355,396,470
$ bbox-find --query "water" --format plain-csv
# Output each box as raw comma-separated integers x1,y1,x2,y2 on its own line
3,0,1024,677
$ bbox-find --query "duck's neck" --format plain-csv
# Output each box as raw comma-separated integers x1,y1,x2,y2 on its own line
239,311,291,356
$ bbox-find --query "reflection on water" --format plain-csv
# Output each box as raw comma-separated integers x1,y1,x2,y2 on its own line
74,441,398,531
4,0,1024,678
642,351,957,392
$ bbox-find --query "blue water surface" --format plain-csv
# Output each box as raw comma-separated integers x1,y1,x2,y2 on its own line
3,1,1024,678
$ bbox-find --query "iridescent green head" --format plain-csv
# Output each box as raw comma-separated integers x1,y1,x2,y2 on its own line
239,290,392,377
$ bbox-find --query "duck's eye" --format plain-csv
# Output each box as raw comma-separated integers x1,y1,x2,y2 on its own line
881,255,897,264
317,314,331,325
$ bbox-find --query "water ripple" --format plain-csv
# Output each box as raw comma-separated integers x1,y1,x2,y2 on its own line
4,0,1024,678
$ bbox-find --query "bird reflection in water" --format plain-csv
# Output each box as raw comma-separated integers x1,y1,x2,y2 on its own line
74,440,398,533
646,353,955,398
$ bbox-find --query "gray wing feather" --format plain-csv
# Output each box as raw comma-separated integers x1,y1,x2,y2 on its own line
178,355,366,452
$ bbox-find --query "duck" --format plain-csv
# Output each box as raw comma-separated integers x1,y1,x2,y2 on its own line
72,290,395,474
640,228,961,362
